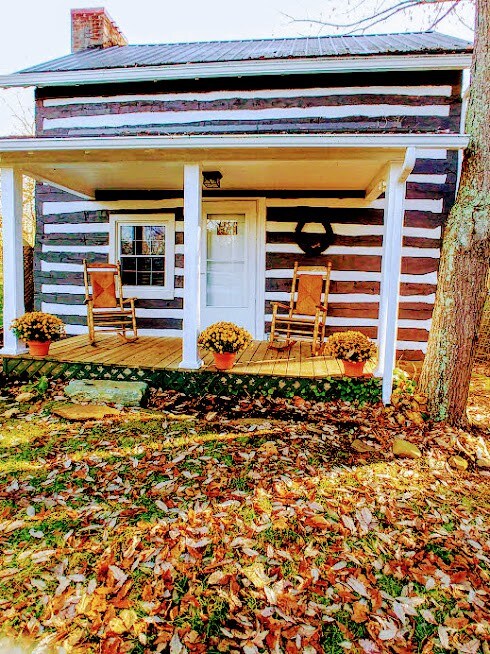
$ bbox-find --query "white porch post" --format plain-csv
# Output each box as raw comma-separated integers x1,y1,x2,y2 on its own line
179,163,203,369
1,168,27,355
377,150,416,403
374,175,391,378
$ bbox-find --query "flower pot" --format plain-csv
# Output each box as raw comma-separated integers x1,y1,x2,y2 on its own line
27,340,51,356
213,351,236,370
342,359,365,377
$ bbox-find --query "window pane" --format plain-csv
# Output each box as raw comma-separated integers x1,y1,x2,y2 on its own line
152,272,164,286
121,257,136,272
207,215,245,262
119,223,168,287
152,257,165,272
145,225,166,255
120,225,135,255
120,257,136,285
139,257,152,272
138,271,152,285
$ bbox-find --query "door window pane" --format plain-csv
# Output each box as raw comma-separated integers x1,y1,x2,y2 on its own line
206,214,246,307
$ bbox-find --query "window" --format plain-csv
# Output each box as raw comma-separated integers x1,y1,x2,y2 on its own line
110,214,175,299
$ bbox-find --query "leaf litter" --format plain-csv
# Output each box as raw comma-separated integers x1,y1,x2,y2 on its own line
0,381,489,653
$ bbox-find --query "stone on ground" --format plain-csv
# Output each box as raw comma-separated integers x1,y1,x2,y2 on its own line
449,455,468,471
52,404,121,421
393,438,422,459
64,379,148,407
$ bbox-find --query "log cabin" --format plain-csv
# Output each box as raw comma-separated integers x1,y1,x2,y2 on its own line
0,8,472,401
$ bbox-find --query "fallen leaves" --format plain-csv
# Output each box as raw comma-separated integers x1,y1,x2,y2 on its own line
242,562,271,589
0,384,489,653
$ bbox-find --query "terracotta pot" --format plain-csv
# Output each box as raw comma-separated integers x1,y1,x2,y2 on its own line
213,351,237,370
342,359,365,377
27,340,51,356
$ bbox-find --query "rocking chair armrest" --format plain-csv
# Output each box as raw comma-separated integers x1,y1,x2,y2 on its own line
316,304,329,312
271,301,291,311
121,297,137,305
84,296,93,305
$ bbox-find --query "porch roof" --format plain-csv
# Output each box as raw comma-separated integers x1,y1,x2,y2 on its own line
0,133,469,201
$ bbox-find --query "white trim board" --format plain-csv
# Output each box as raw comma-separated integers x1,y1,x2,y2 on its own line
42,85,454,107
42,244,109,254
43,104,450,131
265,292,435,304
64,324,183,337
265,269,438,284
266,222,442,239
263,314,432,330
43,221,184,234
41,283,185,297
41,302,184,318
42,199,184,215
44,222,110,234
265,244,441,258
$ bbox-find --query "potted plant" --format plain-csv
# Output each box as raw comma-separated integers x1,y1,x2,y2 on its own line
11,311,66,356
324,330,377,376
198,321,252,370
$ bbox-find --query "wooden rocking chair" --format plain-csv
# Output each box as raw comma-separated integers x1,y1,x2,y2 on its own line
269,261,332,356
83,260,138,346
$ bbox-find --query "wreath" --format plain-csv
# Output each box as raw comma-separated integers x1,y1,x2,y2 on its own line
294,213,335,255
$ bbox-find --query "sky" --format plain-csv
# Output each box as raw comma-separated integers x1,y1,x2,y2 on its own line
0,0,475,136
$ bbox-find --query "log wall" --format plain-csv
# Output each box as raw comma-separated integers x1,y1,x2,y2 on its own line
35,71,462,137
34,70,462,360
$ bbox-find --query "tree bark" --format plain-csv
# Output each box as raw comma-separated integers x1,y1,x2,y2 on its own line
419,0,490,425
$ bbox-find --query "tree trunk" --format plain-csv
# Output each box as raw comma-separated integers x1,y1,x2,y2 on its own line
419,0,490,425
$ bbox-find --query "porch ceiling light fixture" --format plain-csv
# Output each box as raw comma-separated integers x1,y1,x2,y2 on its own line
202,170,222,189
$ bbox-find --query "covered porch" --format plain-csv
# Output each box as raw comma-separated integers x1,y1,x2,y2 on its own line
0,133,468,402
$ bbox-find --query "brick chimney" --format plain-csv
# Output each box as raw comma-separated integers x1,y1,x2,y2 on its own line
71,7,128,53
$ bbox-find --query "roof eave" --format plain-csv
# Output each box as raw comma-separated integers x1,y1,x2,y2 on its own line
0,133,471,154
0,52,473,89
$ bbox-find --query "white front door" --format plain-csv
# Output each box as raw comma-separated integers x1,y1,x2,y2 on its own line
201,201,258,336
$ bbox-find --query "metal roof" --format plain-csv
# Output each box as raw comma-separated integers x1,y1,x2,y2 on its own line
20,31,472,74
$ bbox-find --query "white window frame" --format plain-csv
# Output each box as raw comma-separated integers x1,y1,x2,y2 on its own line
109,213,175,300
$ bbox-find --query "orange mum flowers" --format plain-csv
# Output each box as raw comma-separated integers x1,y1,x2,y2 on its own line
324,330,377,362
198,322,252,354
11,312,66,343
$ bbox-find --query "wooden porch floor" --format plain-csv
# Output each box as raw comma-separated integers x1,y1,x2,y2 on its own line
16,334,375,378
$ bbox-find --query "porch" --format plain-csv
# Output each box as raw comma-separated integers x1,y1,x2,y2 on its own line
0,133,468,403
2,334,378,400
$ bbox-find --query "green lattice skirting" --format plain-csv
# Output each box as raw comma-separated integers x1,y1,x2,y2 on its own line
2,357,381,403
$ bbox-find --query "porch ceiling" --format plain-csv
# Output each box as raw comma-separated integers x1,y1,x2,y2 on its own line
0,133,469,200
12,159,396,198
